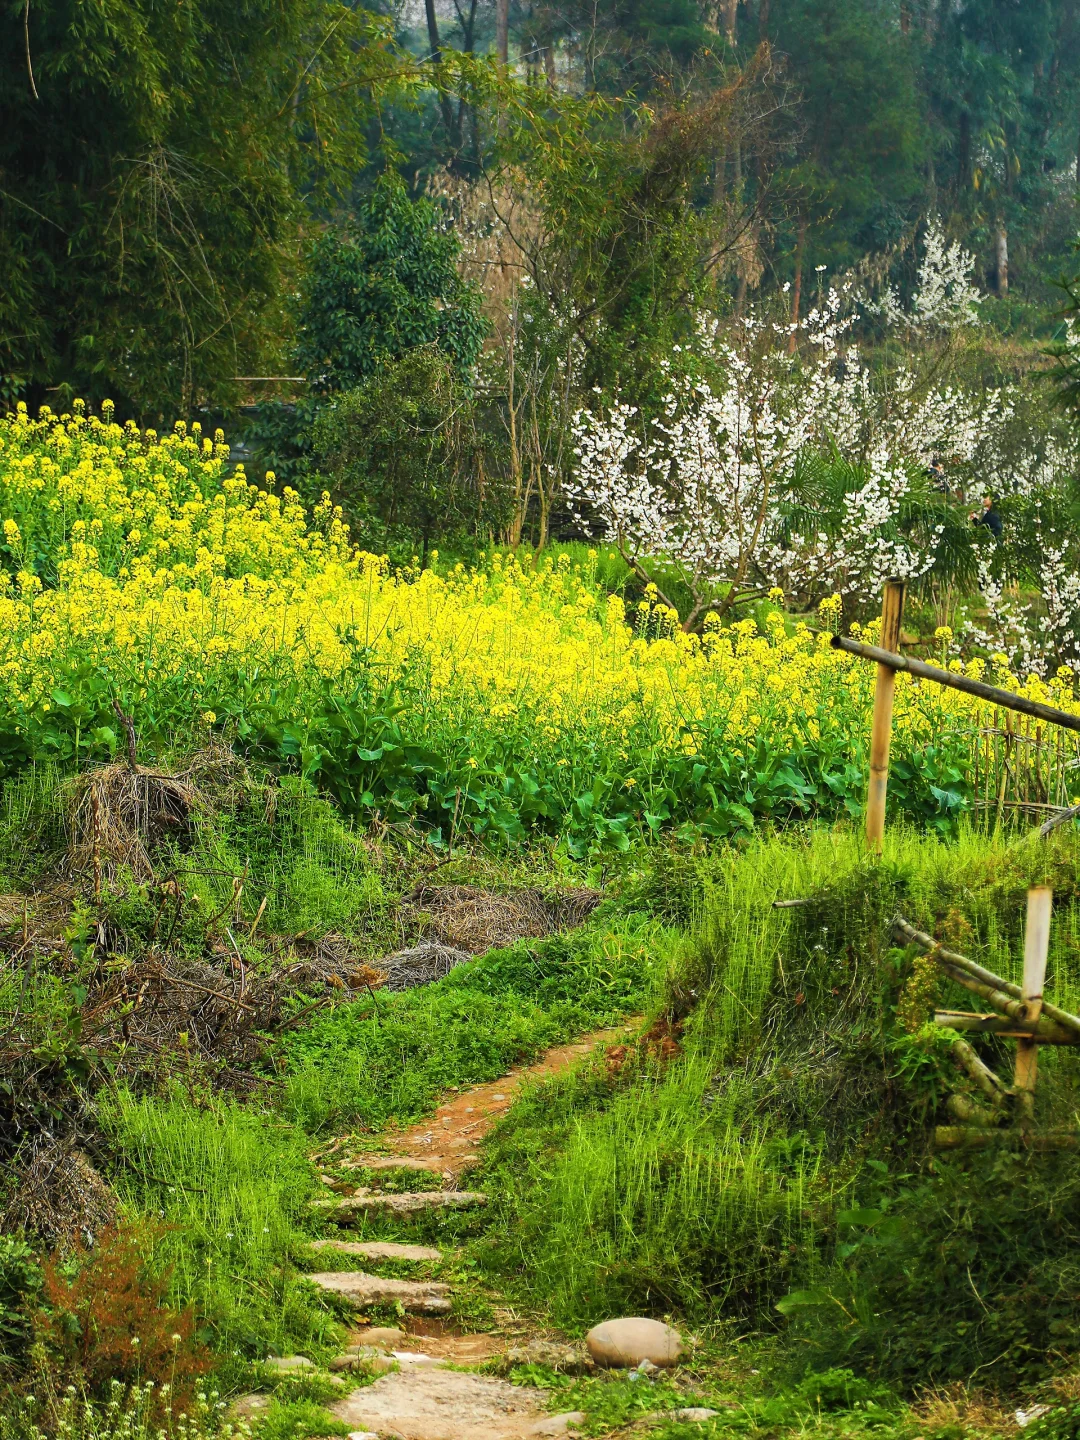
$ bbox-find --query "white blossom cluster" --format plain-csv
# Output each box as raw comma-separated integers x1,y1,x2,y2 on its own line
568,217,1080,669
868,218,983,332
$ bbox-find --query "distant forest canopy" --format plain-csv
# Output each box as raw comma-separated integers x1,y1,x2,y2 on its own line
2,0,1079,416
395,0,1080,307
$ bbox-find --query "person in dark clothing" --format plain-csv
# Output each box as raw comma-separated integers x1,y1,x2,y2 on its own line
971,494,1003,542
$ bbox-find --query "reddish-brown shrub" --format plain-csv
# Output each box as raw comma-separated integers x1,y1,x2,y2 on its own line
36,1221,212,1408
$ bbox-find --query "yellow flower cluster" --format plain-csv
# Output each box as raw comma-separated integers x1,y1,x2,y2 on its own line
1,407,1076,781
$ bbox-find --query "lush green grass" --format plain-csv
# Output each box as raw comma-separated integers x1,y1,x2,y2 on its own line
280,916,672,1132
522,1362,915,1440
100,1088,338,1379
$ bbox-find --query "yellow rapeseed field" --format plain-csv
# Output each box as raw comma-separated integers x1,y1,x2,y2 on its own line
1,404,1074,840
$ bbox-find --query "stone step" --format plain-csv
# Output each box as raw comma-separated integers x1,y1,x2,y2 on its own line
309,1239,444,1262
312,1188,487,1218
309,1270,452,1315
341,1155,449,1174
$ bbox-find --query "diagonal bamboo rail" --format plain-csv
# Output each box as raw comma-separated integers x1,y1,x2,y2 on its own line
891,915,1080,1037
831,635,1080,734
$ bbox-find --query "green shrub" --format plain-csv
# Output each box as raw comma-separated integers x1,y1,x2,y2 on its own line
0,1237,41,1362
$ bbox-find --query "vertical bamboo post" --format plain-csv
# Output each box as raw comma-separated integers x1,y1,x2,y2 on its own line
866,579,906,851
1014,885,1052,1123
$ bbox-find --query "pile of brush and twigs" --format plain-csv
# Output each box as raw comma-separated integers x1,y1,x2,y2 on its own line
66,731,249,886
402,882,602,954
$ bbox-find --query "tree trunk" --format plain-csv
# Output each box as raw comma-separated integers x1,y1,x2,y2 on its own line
788,216,806,354
995,227,1008,296
757,0,769,37
495,0,509,64
723,0,737,43
958,109,972,193
536,480,550,552
542,42,556,89
506,334,524,547
424,0,456,138
713,143,727,203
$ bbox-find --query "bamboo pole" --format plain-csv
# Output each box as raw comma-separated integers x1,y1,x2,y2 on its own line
948,1035,1009,1103
865,580,906,850
983,723,992,831
937,960,1037,1026
1038,802,1080,839
832,635,1080,733
946,1093,1004,1127
1014,886,1052,1121
934,1010,1077,1044
935,1126,1079,1152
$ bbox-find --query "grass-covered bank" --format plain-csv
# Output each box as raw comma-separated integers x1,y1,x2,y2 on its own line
479,826,1080,1388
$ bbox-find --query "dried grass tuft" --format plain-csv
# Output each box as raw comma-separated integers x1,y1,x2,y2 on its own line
405,884,602,955
2,1135,116,1248
380,940,473,991
67,741,246,883
913,1383,1017,1434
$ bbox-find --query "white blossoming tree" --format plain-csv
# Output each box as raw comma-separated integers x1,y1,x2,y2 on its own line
568,221,1013,628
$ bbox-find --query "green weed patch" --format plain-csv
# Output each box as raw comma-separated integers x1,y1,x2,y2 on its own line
280,920,669,1132
100,1090,338,1376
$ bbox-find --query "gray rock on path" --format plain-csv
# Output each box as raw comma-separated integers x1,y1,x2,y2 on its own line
262,1355,316,1372
354,1327,408,1348
585,1318,683,1369
309,1239,444,1262
309,1270,452,1315
527,1413,587,1436
329,1347,396,1374
332,1366,546,1439
311,1187,486,1217
341,1155,449,1175
626,1405,724,1432
228,1395,272,1420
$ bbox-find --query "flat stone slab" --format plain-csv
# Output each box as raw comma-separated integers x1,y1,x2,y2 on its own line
332,1368,545,1440
329,1348,396,1374
342,1156,449,1174
228,1394,272,1420
313,1188,487,1217
310,1239,444,1262
527,1414,586,1436
310,1270,452,1315
353,1327,408,1349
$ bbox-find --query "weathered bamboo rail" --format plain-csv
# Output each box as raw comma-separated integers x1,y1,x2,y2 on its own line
831,634,1080,734
893,895,1080,1150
